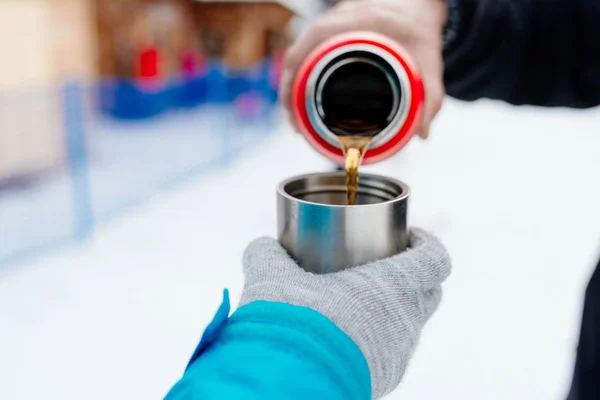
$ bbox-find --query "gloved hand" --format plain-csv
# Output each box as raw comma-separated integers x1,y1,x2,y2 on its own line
239,228,451,399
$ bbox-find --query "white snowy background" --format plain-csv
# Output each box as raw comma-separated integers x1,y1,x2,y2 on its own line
1,98,600,399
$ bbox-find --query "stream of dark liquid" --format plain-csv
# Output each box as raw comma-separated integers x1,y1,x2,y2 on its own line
320,60,396,205
338,134,373,206
328,118,386,205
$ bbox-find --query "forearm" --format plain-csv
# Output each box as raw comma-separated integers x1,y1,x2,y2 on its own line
165,299,370,400
444,0,600,108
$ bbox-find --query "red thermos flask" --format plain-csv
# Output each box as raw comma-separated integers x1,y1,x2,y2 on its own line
291,31,425,165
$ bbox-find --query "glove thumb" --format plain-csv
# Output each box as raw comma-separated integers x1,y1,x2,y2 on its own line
243,237,305,279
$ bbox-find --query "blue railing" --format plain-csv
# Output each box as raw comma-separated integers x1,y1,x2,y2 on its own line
0,59,281,268
98,58,279,119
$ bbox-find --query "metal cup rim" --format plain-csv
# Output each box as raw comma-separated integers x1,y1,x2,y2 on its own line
277,171,410,209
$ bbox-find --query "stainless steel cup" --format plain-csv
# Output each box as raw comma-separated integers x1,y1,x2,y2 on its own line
277,172,410,274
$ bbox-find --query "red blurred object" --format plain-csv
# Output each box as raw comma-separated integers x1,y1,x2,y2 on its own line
182,49,206,78
138,46,160,80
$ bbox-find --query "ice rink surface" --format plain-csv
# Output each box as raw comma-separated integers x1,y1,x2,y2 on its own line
1,99,600,399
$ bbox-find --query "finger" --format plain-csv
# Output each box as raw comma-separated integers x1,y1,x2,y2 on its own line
240,237,312,308
404,228,451,287
421,285,443,321
243,237,303,277
281,12,356,131
280,11,349,120
279,70,292,110
285,4,406,74
418,49,445,140
420,80,444,140
284,9,361,79
418,120,431,140
363,228,451,290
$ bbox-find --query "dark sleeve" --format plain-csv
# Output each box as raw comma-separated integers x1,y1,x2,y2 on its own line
443,0,600,108
568,255,600,400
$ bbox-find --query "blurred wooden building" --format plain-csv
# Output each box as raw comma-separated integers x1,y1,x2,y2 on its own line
0,0,97,183
96,0,297,79
0,0,301,90
0,0,307,183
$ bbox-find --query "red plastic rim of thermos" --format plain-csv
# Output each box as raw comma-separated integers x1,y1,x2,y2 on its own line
291,31,425,165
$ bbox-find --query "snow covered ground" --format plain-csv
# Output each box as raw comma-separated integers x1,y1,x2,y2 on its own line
1,99,600,399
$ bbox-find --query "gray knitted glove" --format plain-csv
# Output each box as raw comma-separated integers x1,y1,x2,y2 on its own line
239,228,451,399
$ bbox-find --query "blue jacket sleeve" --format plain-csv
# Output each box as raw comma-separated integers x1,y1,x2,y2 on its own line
164,290,371,400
